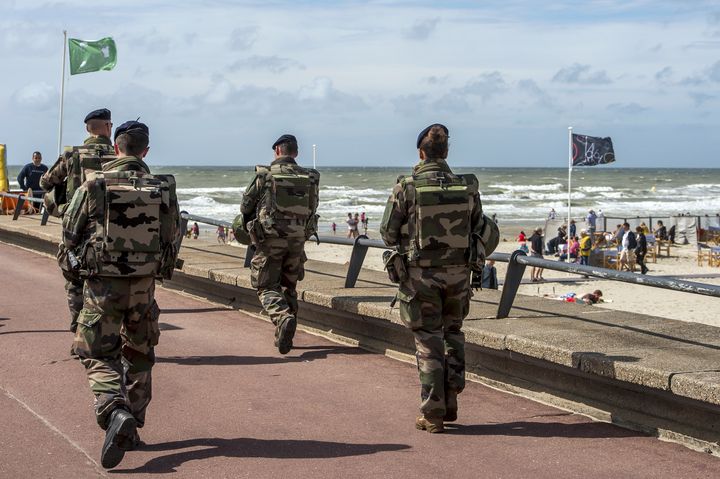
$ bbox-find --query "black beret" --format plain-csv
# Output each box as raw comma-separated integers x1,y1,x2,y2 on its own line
416,123,449,149
272,134,297,150
84,108,111,123
114,120,149,141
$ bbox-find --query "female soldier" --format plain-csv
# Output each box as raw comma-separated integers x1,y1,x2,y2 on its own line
380,124,488,433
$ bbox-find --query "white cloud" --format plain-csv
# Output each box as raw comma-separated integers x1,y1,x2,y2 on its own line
11,82,56,111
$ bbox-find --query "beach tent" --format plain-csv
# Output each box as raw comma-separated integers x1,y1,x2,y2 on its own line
669,216,697,245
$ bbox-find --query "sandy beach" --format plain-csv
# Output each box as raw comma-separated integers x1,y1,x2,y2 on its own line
191,225,719,327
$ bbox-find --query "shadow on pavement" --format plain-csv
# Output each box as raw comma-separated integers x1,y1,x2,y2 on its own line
0,329,69,336
446,420,643,438
113,437,411,474
157,346,370,366
161,307,230,314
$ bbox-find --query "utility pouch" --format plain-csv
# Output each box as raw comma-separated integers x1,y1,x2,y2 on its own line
470,232,486,272
247,219,265,245
471,270,483,291
383,250,408,284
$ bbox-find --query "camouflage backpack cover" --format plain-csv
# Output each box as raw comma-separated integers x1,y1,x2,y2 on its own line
81,170,180,279
398,171,477,267
43,143,117,217
248,164,320,241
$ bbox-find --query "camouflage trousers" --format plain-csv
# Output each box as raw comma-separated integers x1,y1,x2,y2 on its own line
250,238,307,327
72,276,160,429
397,265,471,418
63,272,84,331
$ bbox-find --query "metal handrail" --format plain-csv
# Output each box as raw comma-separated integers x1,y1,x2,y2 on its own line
0,191,49,224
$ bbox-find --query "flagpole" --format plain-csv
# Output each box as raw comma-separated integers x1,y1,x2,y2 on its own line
567,126,573,263
56,30,68,156
312,144,317,169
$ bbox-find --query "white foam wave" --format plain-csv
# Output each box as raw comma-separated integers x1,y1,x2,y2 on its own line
488,183,563,192
178,186,246,195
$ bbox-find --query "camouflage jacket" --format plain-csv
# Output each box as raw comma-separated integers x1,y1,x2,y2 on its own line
62,156,152,251
40,135,112,191
380,158,485,266
240,156,320,239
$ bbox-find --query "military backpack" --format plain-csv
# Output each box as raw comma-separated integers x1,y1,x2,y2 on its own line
399,171,478,267
251,164,320,240
81,170,180,279
43,143,117,217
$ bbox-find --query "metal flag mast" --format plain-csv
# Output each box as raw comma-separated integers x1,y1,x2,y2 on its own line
567,126,573,263
312,144,317,169
57,30,68,157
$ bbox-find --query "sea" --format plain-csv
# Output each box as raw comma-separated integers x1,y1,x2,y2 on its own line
7,165,720,232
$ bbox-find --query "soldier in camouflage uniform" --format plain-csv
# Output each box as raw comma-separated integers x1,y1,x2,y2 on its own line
63,120,180,468
40,108,116,333
380,124,486,433
240,134,320,354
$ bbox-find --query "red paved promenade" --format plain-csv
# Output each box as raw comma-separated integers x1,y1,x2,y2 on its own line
1,242,719,478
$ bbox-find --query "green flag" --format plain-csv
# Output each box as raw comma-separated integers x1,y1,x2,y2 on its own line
68,37,117,75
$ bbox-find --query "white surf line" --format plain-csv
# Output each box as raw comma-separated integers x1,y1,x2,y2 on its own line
0,385,108,477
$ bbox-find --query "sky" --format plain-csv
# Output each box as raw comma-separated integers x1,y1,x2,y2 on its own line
2,0,720,168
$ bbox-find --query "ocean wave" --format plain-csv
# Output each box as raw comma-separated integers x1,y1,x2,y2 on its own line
177,186,246,195
488,183,564,192
578,186,614,192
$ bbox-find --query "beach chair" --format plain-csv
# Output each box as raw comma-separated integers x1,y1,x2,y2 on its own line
645,234,657,263
656,239,671,258
697,243,714,266
602,250,619,270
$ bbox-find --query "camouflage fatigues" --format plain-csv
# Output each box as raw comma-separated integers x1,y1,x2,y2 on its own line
240,156,319,330
41,135,115,332
380,158,484,418
62,156,177,429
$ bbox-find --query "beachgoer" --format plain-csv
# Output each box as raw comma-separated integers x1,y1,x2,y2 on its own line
40,108,116,333
481,259,498,289
639,222,650,235
579,230,592,266
581,290,603,305
63,120,180,468
346,212,358,238
586,209,597,237
634,226,648,274
529,227,544,281
192,222,199,239
569,219,576,238
360,211,366,226
619,222,636,271
559,236,579,262
216,225,226,244
654,220,667,240
240,133,320,355
17,151,48,198
548,208,557,220
518,231,526,242
518,241,529,254
380,123,488,433
332,222,337,235
613,224,624,248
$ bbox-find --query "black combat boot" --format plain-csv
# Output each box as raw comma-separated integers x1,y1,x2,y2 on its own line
275,316,297,355
444,390,458,422
101,408,137,469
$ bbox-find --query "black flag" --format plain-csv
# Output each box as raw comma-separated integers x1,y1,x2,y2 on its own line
572,134,615,167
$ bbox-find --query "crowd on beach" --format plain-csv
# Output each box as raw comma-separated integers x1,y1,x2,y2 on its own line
515,208,681,282
337,211,369,238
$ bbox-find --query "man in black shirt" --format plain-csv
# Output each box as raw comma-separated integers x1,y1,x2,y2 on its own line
17,151,48,198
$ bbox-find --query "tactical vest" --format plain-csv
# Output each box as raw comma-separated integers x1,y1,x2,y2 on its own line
254,164,320,239
44,143,117,217
82,170,178,278
402,171,478,267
